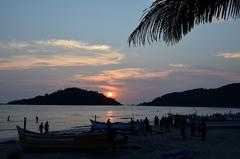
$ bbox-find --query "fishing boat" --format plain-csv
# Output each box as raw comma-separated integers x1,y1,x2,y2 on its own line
16,125,114,149
90,119,136,132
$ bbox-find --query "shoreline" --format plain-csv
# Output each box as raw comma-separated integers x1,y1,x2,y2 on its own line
3,104,240,109
1,127,240,159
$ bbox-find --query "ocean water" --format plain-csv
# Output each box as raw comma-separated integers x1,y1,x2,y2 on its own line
0,105,240,142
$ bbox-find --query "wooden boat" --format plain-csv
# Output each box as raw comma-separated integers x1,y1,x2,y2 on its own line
90,119,135,132
16,125,114,149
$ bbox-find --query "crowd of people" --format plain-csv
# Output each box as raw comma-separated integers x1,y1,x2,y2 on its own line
129,114,207,141
129,117,152,135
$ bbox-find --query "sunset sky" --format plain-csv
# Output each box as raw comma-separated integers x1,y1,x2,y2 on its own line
0,0,240,104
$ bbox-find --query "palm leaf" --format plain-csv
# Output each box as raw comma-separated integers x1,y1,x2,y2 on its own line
128,0,240,46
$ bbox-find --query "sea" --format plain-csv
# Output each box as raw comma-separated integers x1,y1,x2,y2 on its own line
0,105,240,142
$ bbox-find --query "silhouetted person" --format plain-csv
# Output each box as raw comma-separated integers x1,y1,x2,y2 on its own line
35,116,39,123
107,118,111,124
105,118,116,151
144,117,151,134
197,120,201,136
44,121,49,134
39,122,43,133
200,119,207,141
169,116,173,128
106,118,111,131
180,119,187,141
165,117,170,132
190,119,195,136
7,115,10,121
160,117,164,129
107,126,116,152
139,119,145,135
130,118,135,131
154,115,159,128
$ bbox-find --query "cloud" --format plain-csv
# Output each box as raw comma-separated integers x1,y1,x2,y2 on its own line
74,68,173,83
72,68,173,102
0,39,124,70
173,67,240,82
72,67,240,95
33,39,111,52
169,63,190,68
217,52,240,60
0,53,123,70
0,40,29,49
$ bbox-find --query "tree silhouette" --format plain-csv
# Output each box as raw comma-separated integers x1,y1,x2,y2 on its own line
128,0,240,46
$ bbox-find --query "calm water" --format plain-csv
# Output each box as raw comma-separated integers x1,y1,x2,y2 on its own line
0,105,240,142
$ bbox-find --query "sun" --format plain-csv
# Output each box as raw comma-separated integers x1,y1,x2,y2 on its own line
107,92,113,97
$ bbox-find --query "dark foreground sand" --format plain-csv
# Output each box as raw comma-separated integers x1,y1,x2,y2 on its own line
1,127,240,159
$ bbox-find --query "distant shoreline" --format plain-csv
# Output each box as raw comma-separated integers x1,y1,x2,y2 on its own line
5,83,240,108
2,104,240,109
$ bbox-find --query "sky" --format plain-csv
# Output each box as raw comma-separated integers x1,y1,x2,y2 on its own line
0,0,240,104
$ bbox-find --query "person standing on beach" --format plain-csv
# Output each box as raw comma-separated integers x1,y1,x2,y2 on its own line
35,116,39,123
180,118,187,141
44,121,49,133
144,117,151,134
39,122,44,133
154,115,159,128
106,124,116,152
139,119,145,135
190,118,195,136
130,118,135,131
200,119,207,141
7,115,10,121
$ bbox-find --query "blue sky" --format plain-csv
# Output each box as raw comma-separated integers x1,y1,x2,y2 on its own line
0,0,240,104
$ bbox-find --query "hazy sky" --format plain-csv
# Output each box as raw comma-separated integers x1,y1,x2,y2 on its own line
0,0,240,104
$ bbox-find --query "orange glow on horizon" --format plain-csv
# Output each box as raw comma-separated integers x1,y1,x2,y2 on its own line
107,92,113,97
103,90,116,98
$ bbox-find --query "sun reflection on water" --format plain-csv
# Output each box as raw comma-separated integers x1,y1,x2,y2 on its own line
106,110,114,122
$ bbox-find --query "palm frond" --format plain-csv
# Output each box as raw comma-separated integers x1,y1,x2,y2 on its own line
128,0,240,46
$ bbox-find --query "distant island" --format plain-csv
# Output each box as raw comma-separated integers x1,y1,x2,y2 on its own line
8,88,121,105
138,83,240,108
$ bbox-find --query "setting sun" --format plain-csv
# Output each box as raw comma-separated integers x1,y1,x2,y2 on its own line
107,92,113,97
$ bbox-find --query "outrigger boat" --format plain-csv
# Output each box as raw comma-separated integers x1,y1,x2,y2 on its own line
90,119,136,133
16,125,115,149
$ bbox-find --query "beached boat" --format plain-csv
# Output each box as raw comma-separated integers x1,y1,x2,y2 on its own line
90,119,135,132
16,125,114,149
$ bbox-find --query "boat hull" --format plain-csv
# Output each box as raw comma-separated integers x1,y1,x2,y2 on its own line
90,119,135,132
16,126,112,149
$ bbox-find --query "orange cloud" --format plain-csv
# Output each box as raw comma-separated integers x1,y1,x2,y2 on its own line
33,39,111,52
72,68,173,101
0,39,124,70
0,54,123,70
217,52,240,59
74,68,173,84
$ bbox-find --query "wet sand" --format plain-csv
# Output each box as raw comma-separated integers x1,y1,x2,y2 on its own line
1,127,240,159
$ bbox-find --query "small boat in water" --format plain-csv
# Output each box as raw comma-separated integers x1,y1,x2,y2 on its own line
90,119,136,133
16,125,114,150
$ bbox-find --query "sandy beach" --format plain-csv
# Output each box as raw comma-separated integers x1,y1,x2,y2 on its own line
1,127,240,159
